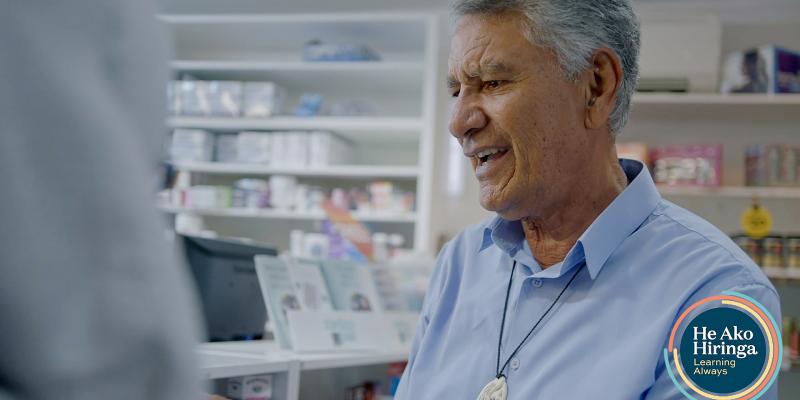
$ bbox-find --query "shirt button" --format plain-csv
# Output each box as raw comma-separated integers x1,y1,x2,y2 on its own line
511,358,520,370
531,279,542,287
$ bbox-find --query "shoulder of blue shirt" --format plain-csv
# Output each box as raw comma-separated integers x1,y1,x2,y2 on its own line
424,198,779,319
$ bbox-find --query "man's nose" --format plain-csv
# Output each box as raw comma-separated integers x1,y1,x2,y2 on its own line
449,95,488,140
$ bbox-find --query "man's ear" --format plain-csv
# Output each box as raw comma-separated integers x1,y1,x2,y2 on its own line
583,48,623,131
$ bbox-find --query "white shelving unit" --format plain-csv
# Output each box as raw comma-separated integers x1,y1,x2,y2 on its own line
633,92,800,106
168,116,423,131
160,205,417,223
658,185,800,199
161,12,439,252
170,161,419,179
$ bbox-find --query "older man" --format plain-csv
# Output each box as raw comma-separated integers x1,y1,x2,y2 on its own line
395,1,780,399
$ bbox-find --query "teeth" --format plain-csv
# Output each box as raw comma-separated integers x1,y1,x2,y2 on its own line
476,148,504,158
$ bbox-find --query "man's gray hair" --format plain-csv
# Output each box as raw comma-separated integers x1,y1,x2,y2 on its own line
451,0,640,135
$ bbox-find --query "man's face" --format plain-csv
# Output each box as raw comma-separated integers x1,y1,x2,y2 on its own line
448,13,589,220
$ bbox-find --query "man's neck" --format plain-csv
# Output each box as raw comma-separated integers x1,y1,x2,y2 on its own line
523,159,628,268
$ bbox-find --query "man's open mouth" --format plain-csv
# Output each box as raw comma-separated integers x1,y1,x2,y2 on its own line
476,148,509,165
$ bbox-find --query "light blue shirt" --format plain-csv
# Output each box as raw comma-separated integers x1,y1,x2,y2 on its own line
396,159,780,399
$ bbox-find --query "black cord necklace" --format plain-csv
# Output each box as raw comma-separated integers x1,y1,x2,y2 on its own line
495,260,586,380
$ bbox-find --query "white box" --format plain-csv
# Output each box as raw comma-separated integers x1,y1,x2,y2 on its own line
302,233,329,259
286,131,309,167
170,129,213,162
207,81,243,117
270,132,289,167
308,131,354,166
166,81,181,115
187,186,218,208
236,132,272,164
244,82,286,118
177,81,210,116
215,134,238,163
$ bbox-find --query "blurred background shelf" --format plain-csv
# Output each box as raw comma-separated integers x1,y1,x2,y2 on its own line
171,60,424,72
633,93,800,105
161,10,438,252
170,162,419,179
658,186,800,199
167,116,423,133
170,60,424,97
160,205,418,223
762,268,800,281
297,350,410,371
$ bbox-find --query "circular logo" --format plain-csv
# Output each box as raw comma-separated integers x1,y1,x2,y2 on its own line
664,291,781,399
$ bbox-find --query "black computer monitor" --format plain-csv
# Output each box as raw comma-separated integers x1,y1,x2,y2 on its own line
181,234,278,342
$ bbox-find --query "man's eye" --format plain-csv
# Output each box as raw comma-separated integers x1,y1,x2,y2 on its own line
450,89,460,98
483,80,502,89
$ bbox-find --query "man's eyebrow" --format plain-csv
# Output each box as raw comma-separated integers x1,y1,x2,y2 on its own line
482,61,514,74
446,76,459,89
446,61,515,87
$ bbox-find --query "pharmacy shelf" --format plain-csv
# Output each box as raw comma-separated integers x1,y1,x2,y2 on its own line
160,12,439,252
633,93,800,106
171,60,423,73
170,162,419,179
160,205,417,223
763,267,800,281
170,60,424,95
160,12,435,24
658,185,800,199
197,349,292,380
167,116,422,143
297,349,409,371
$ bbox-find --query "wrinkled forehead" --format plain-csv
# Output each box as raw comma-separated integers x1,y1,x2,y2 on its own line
448,13,535,77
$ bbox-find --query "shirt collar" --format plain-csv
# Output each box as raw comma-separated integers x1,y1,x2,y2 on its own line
480,159,661,280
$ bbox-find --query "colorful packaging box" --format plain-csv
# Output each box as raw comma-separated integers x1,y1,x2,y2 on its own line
721,45,800,94
745,144,800,187
650,145,722,187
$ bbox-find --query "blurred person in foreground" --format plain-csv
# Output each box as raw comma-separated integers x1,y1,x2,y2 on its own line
0,2,202,399
395,0,780,399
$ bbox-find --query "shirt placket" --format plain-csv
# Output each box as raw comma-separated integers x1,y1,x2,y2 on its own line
503,272,561,379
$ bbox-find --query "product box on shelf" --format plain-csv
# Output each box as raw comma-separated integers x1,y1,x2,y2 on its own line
269,132,289,166
745,144,800,187
207,81,243,117
731,233,800,279
175,80,243,117
214,134,238,163
176,80,210,116
170,129,214,162
285,131,309,167
302,40,381,62
308,131,355,166
236,132,272,164
166,81,181,116
232,179,269,209
650,144,722,187
243,82,286,118
721,45,800,94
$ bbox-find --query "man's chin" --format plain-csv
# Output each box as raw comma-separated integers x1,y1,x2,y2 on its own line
479,190,522,221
